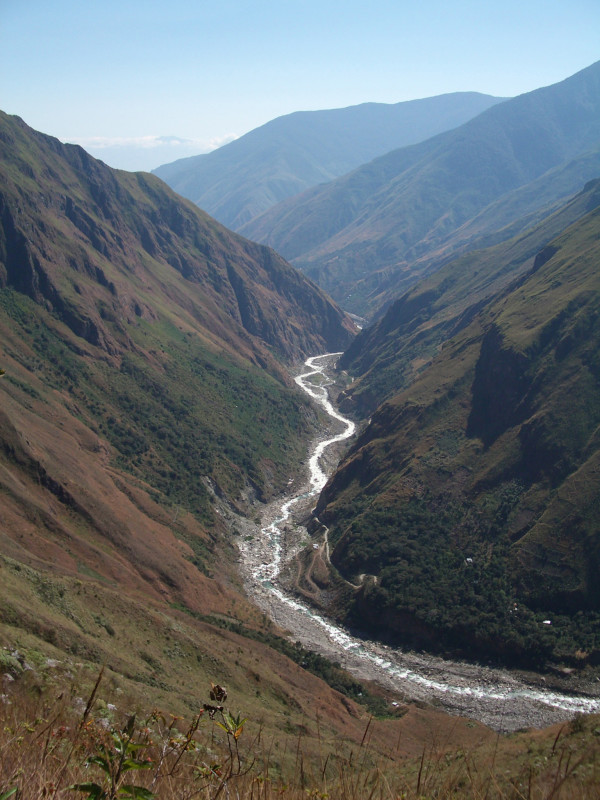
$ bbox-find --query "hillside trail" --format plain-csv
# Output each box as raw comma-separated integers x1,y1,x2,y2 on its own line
234,353,600,732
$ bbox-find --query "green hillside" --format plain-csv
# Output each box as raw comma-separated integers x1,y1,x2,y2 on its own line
0,110,364,746
316,201,600,668
338,178,600,415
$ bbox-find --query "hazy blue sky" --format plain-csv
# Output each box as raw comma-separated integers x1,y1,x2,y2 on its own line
2,0,599,171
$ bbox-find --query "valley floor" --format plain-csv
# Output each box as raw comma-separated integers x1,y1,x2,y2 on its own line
223,356,600,733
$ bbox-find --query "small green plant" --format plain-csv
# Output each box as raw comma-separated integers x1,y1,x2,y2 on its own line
68,714,154,799
60,675,253,800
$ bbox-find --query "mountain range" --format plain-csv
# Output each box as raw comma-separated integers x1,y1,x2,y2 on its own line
241,60,600,316
2,58,600,780
153,92,503,231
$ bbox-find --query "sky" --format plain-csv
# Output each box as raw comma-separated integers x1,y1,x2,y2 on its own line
1,0,599,172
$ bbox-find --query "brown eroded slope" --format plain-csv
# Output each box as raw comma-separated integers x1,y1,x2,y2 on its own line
0,107,353,605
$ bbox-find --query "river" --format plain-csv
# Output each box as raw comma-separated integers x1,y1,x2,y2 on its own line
236,353,600,732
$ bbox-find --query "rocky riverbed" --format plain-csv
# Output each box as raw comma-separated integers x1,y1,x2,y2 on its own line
228,354,600,733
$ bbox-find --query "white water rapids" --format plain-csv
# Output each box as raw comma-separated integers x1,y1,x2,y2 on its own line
237,353,600,731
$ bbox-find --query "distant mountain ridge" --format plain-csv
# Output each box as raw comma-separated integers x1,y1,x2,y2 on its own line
242,60,600,316
153,92,504,230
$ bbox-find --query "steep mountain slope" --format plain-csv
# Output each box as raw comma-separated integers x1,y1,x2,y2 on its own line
0,111,359,720
153,93,504,230
338,178,600,415
314,202,600,667
242,61,600,316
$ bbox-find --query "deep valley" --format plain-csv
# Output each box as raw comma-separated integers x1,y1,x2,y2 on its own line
2,59,600,798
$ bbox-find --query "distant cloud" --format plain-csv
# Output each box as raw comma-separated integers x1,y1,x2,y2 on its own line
205,133,240,150
67,133,238,151
60,133,239,171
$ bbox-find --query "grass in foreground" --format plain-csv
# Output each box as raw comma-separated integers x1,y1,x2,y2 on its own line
1,663,600,799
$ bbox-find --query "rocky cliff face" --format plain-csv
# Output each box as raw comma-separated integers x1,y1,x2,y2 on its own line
0,112,355,370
